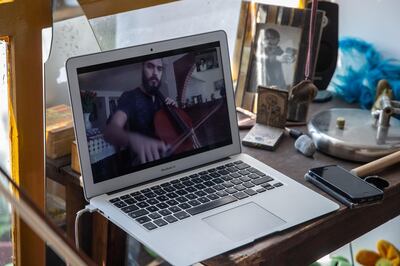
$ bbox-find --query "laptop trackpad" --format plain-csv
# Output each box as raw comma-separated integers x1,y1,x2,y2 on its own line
203,202,286,241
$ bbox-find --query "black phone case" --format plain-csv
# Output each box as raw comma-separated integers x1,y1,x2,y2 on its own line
305,173,383,209
305,173,356,208
307,165,384,201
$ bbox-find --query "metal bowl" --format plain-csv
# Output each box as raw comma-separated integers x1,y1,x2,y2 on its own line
308,108,400,162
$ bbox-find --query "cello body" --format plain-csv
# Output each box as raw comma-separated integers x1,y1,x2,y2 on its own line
153,106,195,155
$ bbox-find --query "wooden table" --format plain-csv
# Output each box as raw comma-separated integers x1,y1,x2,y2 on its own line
46,98,400,265
205,99,400,265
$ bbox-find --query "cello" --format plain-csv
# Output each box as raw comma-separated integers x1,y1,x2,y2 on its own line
153,90,223,157
153,90,201,157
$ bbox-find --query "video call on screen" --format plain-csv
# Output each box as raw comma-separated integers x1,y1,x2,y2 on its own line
77,42,232,183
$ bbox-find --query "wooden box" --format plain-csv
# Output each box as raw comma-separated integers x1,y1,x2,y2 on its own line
71,140,81,174
46,104,75,159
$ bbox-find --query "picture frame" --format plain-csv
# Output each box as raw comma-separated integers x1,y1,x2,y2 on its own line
233,2,325,113
256,85,288,128
195,49,219,72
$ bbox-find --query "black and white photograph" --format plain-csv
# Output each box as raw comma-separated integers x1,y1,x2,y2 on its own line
248,23,301,92
234,3,325,113
195,49,219,72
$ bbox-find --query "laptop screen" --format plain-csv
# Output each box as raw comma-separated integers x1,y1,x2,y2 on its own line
77,42,232,183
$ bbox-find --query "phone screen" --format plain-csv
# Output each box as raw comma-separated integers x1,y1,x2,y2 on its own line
309,165,383,200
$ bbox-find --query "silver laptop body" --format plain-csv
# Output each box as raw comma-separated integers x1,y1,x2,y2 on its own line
67,31,339,266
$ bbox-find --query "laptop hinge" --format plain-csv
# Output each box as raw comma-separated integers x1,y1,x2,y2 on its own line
106,157,231,196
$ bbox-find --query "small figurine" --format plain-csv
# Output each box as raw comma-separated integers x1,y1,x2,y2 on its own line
287,80,318,122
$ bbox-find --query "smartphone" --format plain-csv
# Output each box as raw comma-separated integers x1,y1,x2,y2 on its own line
305,165,383,207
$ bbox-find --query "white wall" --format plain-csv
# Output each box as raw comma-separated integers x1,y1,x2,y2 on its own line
44,16,100,107
334,0,400,59
46,0,400,107
113,0,242,60
188,49,224,102
46,0,301,107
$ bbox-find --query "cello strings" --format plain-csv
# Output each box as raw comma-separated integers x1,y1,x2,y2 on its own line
164,101,224,156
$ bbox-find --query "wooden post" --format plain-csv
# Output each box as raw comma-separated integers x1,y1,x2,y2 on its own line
0,1,51,265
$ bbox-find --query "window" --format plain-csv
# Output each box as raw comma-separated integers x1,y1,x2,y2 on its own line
0,37,13,266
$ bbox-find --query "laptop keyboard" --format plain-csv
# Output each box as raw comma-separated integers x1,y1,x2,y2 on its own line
109,160,284,231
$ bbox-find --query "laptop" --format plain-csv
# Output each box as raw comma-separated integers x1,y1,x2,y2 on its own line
66,31,339,266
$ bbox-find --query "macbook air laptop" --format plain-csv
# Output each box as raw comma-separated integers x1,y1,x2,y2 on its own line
66,31,339,266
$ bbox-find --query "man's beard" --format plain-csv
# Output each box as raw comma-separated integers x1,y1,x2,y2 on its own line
142,75,160,95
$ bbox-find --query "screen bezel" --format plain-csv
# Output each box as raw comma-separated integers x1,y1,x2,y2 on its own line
66,31,241,199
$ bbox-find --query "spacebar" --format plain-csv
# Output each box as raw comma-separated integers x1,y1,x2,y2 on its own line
187,196,237,216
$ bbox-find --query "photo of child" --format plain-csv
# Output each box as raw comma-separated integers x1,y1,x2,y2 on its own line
248,24,301,92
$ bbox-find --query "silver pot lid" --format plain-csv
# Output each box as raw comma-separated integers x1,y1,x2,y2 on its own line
308,108,400,162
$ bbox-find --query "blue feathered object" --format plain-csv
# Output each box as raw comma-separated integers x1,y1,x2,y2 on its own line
328,37,400,109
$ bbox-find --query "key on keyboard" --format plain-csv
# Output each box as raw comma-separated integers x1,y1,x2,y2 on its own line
187,196,237,215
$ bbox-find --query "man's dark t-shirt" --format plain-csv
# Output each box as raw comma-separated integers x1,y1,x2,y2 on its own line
116,87,162,139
